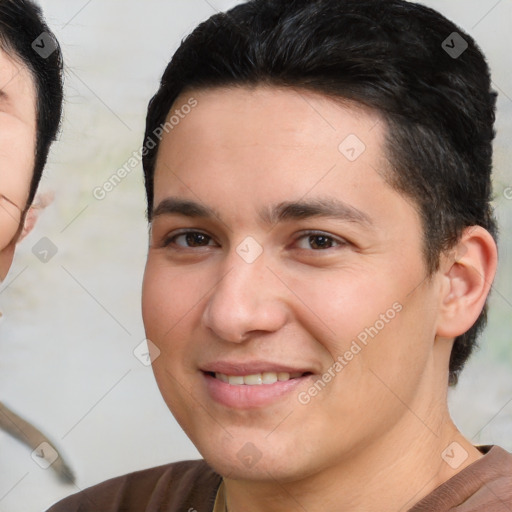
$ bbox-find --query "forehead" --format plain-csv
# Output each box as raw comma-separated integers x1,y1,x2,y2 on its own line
154,86,389,198
167,86,382,147
0,47,37,122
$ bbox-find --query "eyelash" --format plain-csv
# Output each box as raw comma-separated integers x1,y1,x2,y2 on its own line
161,230,348,251
294,230,348,250
162,230,218,249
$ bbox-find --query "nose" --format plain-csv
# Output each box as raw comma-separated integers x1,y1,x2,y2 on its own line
202,252,289,343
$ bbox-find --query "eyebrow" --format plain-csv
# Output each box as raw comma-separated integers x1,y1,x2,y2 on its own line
152,197,220,219
260,198,372,226
151,196,372,227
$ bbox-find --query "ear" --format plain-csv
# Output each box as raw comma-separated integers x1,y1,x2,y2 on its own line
436,226,498,338
17,191,54,243
0,192,54,281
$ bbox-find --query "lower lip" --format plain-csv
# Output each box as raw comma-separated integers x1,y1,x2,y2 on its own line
203,372,311,409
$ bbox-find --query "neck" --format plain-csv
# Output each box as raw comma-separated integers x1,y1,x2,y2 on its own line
223,408,481,512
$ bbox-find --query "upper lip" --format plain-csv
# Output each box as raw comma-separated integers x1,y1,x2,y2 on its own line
201,361,313,375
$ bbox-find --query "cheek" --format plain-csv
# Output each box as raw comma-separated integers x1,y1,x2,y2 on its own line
0,242,15,280
143,262,181,339
279,264,405,354
0,115,36,203
141,258,209,352
278,258,435,389
142,261,201,413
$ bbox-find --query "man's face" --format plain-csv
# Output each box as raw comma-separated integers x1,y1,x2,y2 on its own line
142,86,446,480
0,48,37,278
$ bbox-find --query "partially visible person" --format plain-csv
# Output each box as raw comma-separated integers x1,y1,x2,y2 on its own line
0,0,72,482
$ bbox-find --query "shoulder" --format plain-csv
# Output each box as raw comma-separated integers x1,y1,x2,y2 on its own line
46,459,222,512
411,445,512,511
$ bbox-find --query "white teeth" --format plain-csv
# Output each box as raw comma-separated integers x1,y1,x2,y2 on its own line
214,371,303,385
262,372,278,384
243,374,262,385
228,375,244,385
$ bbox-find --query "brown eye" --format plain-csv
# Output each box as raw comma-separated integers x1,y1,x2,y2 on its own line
184,232,211,247
165,231,215,248
295,232,345,251
308,235,334,250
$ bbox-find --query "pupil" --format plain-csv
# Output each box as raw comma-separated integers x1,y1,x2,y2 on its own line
187,233,208,246
310,235,331,249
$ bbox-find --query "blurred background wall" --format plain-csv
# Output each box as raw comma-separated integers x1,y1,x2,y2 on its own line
0,1,510,510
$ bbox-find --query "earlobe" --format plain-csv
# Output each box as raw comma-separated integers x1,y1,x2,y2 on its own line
17,191,54,244
436,226,498,338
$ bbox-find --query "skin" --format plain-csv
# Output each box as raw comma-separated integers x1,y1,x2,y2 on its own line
142,86,497,511
0,47,37,279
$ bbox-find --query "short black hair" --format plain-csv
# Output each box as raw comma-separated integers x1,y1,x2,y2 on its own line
0,0,64,207
143,0,497,386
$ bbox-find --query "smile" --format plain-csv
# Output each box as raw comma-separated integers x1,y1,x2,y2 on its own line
213,371,304,385
202,370,314,409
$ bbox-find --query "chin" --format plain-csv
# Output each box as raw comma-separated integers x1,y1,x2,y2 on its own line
189,429,309,483
205,452,297,482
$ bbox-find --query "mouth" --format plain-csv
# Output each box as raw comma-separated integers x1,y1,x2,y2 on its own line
201,367,314,408
206,371,310,385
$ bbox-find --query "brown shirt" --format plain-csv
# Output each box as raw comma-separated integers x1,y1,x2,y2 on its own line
47,445,512,512
410,445,512,511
